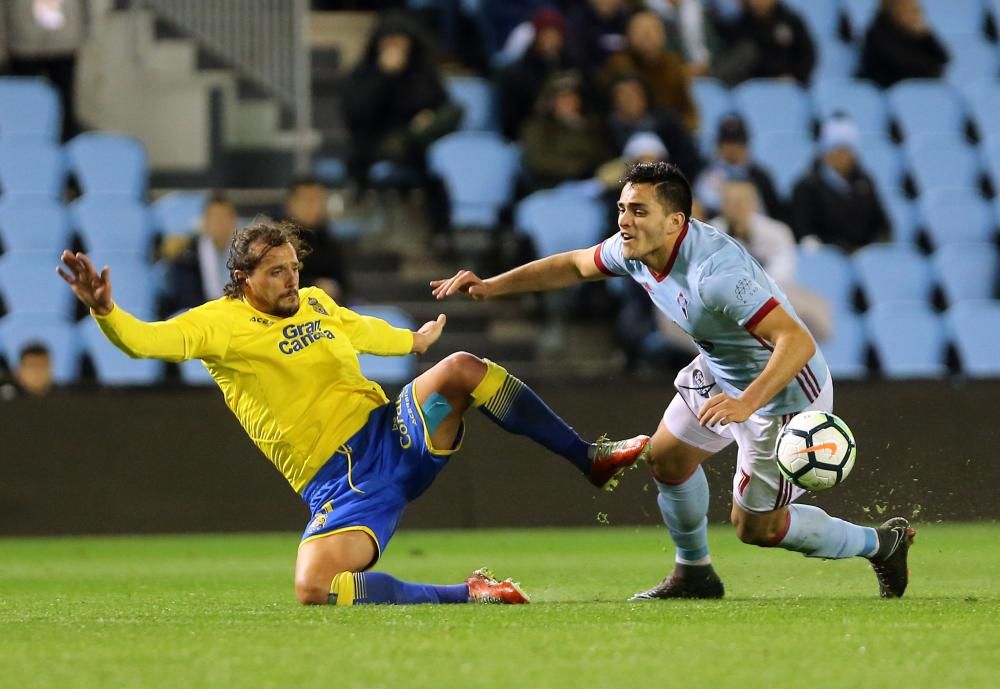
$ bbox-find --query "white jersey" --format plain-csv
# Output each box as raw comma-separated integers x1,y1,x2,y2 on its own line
596,218,829,415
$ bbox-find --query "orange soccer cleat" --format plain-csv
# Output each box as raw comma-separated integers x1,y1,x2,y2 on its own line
589,434,652,491
465,568,530,604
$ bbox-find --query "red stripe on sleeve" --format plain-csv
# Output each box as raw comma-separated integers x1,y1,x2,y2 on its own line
745,297,779,331
593,242,616,276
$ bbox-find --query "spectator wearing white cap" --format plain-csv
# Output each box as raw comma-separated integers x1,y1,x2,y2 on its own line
790,114,890,252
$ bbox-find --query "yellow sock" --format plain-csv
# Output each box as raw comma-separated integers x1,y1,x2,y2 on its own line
470,359,511,410
329,571,356,606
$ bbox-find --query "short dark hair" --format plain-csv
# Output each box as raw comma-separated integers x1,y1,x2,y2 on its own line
287,176,325,198
19,342,50,361
621,161,692,222
223,221,311,299
205,190,233,208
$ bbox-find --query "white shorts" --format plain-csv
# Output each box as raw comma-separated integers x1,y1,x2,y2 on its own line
662,355,833,513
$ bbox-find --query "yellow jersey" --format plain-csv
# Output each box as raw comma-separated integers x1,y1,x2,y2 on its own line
94,287,414,492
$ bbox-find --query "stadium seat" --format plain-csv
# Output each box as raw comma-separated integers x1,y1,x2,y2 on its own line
922,0,987,36
515,191,607,258
312,156,348,187
866,301,948,378
932,242,999,305
0,252,75,317
0,313,80,384
811,80,889,137
71,196,155,256
881,191,919,244
947,300,1000,376
858,137,905,199
446,76,498,132
853,243,934,307
964,81,1000,139
905,135,983,195
78,317,165,385
0,78,61,142
795,244,857,310
0,198,71,254
920,188,996,247
982,137,1000,190
83,251,157,319
428,131,519,229
887,80,967,141
812,38,858,81
350,304,417,385
842,0,878,39
751,132,815,200
691,78,735,152
153,190,209,235
733,80,813,139
821,309,869,380
944,39,1000,86
66,133,149,199
0,140,66,199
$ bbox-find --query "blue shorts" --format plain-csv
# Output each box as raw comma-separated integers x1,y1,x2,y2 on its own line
298,383,463,565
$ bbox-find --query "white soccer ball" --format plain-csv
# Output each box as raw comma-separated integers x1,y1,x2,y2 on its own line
775,411,856,491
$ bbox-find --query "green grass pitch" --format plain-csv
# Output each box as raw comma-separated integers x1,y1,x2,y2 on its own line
2,524,998,689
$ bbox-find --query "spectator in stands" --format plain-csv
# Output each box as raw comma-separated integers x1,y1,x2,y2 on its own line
1,343,54,399
857,0,949,89
164,193,238,314
497,7,580,141
284,177,350,302
791,115,890,252
564,0,630,77
645,0,713,76
712,180,832,340
601,10,699,131
342,12,462,190
712,0,815,86
605,73,702,179
3,0,87,139
693,114,784,222
519,71,612,192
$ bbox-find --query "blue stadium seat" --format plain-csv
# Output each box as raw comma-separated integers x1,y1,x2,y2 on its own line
733,80,813,139
887,80,967,140
947,299,1000,376
857,136,905,198
751,132,815,200
905,135,983,195
78,317,165,385
691,78,735,153
0,198,71,254
964,80,1000,139
853,243,934,306
312,157,348,187
932,242,999,305
811,80,889,136
842,0,878,39
0,78,61,142
920,188,996,247
0,313,79,384
881,191,919,244
428,131,519,229
944,39,1000,86
153,191,209,235
0,140,66,199
515,191,607,258
982,136,1000,190
350,304,417,385
0,252,75,317
84,251,157,319
446,76,498,132
813,38,859,81
783,0,840,38
922,0,987,36
821,309,869,380
66,133,148,199
71,196,155,256
795,244,856,310
866,301,948,378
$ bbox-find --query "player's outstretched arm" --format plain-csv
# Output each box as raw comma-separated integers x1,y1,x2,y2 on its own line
430,247,605,301
57,250,114,316
411,314,446,354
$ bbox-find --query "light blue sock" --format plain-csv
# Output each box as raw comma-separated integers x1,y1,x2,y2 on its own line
655,466,711,564
776,504,878,559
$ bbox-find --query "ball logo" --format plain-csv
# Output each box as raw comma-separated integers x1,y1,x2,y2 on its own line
677,291,689,319
278,319,335,354
735,277,759,304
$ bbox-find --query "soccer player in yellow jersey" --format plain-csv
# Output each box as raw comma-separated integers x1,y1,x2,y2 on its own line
57,221,650,606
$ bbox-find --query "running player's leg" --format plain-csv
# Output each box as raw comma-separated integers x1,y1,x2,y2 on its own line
411,352,649,487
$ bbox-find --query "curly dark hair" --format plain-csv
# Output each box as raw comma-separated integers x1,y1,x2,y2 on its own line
621,161,692,222
223,221,312,299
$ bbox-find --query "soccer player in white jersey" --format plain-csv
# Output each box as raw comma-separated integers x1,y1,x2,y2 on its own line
432,162,916,599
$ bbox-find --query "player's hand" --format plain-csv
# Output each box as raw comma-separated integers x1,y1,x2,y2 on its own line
698,393,754,427
56,250,114,316
430,270,492,301
411,314,446,354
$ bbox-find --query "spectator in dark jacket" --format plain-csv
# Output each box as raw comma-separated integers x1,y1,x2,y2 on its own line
791,115,890,252
165,193,238,314
857,0,949,88
713,0,815,85
564,0,630,77
284,177,350,302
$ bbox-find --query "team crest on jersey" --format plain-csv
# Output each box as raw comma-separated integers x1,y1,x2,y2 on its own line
679,368,715,398
306,512,328,534
735,277,759,305
308,297,329,316
677,291,689,319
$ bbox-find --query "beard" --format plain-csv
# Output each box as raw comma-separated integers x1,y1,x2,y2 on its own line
272,296,300,318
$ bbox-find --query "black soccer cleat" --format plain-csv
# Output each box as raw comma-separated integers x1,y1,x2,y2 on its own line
629,563,725,600
868,517,916,599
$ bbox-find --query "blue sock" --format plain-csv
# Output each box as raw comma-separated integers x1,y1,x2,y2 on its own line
472,360,590,474
348,572,469,605
776,504,878,559
655,466,711,564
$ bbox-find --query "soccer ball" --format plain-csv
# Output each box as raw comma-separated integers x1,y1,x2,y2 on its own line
775,411,856,491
